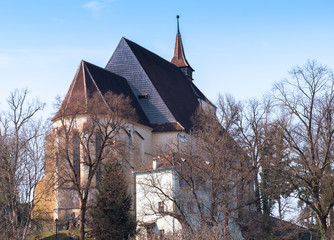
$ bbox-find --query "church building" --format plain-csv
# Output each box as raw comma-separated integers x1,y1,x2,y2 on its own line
34,16,215,224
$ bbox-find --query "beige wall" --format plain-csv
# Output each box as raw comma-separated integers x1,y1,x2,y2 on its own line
34,113,190,222
132,124,153,169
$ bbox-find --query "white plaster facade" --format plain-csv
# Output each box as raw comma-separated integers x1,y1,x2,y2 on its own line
136,165,182,238
135,154,245,240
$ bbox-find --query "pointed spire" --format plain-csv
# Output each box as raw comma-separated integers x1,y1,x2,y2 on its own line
171,15,194,80
177,15,180,34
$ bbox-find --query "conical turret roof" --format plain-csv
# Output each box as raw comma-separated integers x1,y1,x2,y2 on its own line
171,16,194,71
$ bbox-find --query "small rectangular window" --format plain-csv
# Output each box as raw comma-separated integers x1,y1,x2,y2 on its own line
187,202,193,213
195,177,205,190
199,202,204,212
179,179,187,188
158,201,164,213
159,229,165,239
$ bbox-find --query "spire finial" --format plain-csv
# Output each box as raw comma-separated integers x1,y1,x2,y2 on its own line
176,15,180,34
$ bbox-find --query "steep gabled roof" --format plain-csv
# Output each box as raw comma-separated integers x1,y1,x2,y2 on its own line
53,60,150,127
54,61,93,120
106,38,211,131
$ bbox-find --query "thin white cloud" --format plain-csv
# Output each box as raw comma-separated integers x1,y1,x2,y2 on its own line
0,54,15,70
52,17,66,23
83,0,113,16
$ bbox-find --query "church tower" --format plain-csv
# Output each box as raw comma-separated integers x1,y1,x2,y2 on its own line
171,15,194,80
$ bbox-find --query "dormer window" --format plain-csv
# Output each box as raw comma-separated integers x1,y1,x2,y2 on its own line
180,67,193,79
138,93,148,99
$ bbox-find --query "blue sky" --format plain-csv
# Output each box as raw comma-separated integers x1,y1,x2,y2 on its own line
0,0,333,117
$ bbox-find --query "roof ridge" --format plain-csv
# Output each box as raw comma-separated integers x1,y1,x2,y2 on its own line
105,37,211,131
52,61,85,121
123,38,179,68
105,38,125,69
66,61,82,111
83,61,113,113
86,60,125,79
122,38,180,127
82,61,88,113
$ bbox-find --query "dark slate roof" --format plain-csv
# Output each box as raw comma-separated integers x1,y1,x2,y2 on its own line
53,60,150,127
123,38,210,131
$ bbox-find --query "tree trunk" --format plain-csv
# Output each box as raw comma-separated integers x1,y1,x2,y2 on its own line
79,204,86,240
22,226,27,240
223,204,230,239
254,171,261,213
278,196,282,219
11,204,17,236
317,215,328,240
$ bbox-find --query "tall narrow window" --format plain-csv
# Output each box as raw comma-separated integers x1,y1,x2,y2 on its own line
95,134,102,184
179,178,191,188
187,201,193,213
195,177,205,190
73,133,80,182
179,179,187,188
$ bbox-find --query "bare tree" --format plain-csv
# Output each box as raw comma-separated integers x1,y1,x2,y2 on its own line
0,89,48,240
137,106,254,240
214,77,324,239
273,60,334,239
238,98,293,215
227,96,273,214
53,91,136,240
